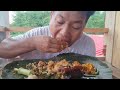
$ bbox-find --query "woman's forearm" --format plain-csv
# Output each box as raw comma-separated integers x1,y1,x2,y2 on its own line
0,38,35,58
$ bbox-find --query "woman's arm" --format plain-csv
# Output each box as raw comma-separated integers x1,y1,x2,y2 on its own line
0,37,35,58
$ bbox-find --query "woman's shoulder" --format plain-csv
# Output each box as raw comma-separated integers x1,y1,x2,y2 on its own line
82,33,95,43
27,26,50,36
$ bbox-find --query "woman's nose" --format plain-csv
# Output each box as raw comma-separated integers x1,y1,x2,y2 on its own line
61,25,70,37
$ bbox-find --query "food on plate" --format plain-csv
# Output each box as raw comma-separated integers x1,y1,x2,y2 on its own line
13,59,98,79
14,68,31,76
26,75,38,79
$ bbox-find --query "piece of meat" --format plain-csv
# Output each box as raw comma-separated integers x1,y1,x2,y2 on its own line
72,61,81,67
53,59,70,72
58,66,83,79
38,61,46,67
47,61,55,74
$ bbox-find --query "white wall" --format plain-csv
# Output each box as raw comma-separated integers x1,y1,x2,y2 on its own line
0,11,9,42
0,11,9,27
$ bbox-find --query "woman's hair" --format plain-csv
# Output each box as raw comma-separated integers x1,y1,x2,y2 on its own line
86,11,95,18
52,11,95,21
84,11,95,20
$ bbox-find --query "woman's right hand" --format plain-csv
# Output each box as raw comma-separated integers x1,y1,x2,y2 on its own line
32,36,68,53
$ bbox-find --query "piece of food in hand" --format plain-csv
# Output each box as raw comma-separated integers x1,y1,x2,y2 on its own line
61,41,68,50
57,39,69,51
14,68,31,76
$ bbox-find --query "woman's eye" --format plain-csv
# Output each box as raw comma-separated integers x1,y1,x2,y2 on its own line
72,24,82,30
73,27,80,29
56,17,64,25
57,21,64,24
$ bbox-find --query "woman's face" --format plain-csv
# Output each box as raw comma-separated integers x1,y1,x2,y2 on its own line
49,11,87,46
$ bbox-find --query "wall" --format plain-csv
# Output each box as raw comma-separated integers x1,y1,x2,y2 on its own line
0,11,9,42
112,11,120,69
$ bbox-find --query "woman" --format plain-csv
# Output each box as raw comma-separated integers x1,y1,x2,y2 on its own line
0,11,96,60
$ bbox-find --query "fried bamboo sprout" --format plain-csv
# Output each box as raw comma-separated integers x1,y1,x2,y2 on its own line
14,68,31,76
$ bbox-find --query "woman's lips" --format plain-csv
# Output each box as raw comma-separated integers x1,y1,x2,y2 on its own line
56,34,71,46
60,39,71,46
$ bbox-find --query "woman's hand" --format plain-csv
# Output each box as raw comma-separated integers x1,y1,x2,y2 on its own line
32,36,68,53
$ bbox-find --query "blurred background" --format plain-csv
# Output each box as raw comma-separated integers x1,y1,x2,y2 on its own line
9,11,105,36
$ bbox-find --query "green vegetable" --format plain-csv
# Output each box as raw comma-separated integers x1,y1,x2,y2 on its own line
94,70,99,75
84,70,99,77
14,68,31,76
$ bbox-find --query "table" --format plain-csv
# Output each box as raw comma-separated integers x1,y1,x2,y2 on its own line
0,58,10,79
0,68,2,79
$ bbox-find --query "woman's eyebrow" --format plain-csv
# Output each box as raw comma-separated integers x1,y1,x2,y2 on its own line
73,20,82,23
57,14,64,19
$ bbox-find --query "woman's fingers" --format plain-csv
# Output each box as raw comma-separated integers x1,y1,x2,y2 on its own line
47,48,61,53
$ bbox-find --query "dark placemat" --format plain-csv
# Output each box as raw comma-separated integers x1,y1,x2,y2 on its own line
1,53,112,79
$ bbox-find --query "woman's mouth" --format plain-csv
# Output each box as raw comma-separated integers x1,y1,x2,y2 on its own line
55,34,72,47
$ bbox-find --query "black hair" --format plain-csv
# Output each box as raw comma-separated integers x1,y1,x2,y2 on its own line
85,11,95,20
52,11,95,21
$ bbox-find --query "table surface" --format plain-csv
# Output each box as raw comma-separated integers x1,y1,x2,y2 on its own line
0,58,9,79
0,68,2,79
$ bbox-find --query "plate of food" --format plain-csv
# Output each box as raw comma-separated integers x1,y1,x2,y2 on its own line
1,53,112,79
